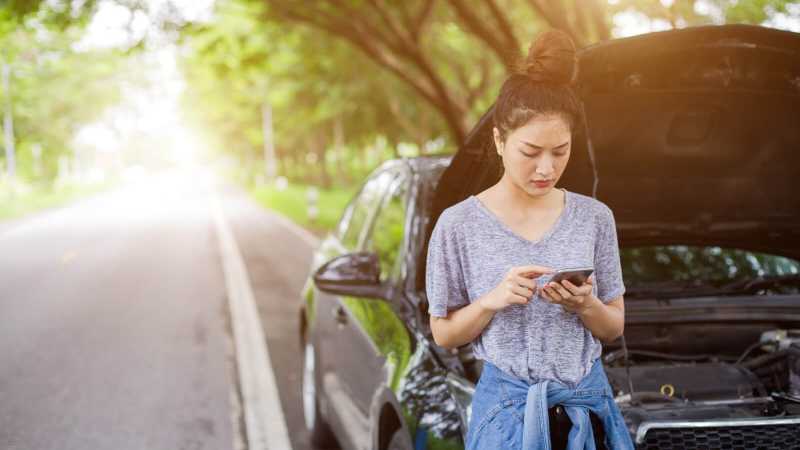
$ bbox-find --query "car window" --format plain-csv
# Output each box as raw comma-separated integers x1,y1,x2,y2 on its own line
339,170,397,250
621,245,800,295
364,174,409,282
414,165,448,292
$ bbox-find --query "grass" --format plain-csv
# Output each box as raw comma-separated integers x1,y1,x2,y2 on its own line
250,182,356,236
0,181,114,221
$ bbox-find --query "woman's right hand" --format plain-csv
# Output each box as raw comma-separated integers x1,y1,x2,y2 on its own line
479,265,555,312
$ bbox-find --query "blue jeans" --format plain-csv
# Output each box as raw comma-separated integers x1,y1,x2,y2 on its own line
466,358,634,450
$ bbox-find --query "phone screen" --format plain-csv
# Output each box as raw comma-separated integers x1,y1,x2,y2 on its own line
550,268,594,286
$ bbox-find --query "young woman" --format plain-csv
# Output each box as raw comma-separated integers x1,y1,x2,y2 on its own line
425,30,635,449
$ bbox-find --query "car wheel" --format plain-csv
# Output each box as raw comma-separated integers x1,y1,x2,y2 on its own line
303,339,336,447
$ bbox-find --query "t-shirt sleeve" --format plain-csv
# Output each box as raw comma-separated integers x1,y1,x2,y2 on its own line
593,204,626,303
425,215,470,318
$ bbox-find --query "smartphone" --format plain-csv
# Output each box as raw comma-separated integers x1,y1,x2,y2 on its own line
550,267,594,286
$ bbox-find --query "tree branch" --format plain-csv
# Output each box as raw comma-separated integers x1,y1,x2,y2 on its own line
573,0,591,41
465,54,491,110
268,1,467,144
526,0,586,47
412,0,435,37
396,0,436,42
385,92,430,145
365,0,415,46
586,0,610,40
446,0,519,69
484,0,521,57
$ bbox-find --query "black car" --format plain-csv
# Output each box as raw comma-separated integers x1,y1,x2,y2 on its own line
299,24,800,450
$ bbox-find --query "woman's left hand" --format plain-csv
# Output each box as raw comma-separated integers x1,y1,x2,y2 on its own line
540,276,599,314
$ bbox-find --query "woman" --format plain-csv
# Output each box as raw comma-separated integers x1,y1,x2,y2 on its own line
425,30,635,450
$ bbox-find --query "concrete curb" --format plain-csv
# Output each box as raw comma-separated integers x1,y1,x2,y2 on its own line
211,192,294,450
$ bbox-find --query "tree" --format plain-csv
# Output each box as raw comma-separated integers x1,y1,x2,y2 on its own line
258,0,797,146
0,3,130,182
0,0,98,28
259,0,621,145
180,0,456,187
1,0,214,183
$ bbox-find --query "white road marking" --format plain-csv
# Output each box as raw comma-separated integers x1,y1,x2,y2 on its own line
211,192,293,450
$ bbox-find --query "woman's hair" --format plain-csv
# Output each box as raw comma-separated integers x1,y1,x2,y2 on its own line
493,29,582,141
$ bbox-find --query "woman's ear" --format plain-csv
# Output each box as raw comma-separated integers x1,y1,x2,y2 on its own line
493,127,504,156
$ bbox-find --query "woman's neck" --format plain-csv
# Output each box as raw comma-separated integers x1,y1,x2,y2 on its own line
491,174,560,211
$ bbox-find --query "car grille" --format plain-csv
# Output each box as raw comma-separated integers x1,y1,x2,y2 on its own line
638,423,800,450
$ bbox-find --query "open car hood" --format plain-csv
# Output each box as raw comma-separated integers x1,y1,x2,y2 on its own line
430,25,800,259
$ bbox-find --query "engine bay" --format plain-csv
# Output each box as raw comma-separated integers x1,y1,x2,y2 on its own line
443,314,800,447
602,328,800,434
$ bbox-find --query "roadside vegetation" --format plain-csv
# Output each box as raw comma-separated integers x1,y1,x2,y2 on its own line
0,4,137,221
1,1,796,227
0,180,114,220
251,182,354,235
225,166,355,234
177,0,796,232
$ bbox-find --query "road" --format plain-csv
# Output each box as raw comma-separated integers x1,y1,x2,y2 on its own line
0,170,328,450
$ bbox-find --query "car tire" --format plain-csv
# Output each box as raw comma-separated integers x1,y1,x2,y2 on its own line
302,338,337,447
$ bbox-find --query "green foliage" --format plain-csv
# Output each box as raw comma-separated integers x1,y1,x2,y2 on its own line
0,180,113,219
720,0,797,24
3,0,795,200
250,182,355,234
180,0,796,197
0,0,98,32
0,0,204,188
179,0,453,188
0,5,130,183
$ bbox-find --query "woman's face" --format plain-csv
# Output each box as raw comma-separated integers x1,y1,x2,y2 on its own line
493,113,571,198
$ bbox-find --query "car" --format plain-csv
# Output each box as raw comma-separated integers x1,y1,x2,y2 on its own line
299,24,800,450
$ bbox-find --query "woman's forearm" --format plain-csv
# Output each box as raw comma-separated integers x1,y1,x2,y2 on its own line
430,295,496,349
577,296,625,343
431,293,624,348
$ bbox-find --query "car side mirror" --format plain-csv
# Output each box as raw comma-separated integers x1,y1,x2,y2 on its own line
313,252,388,299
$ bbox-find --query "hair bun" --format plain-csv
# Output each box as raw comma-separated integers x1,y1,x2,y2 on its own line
524,29,577,84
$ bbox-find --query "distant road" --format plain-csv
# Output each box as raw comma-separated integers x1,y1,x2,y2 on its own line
0,170,328,450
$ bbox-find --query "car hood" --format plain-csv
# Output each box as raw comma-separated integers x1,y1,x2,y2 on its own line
430,25,800,259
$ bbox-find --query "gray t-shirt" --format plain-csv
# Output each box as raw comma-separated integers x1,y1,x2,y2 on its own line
425,189,625,387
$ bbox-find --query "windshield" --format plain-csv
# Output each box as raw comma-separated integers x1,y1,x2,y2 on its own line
621,245,800,298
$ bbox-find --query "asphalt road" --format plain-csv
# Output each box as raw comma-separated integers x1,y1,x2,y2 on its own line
0,171,330,450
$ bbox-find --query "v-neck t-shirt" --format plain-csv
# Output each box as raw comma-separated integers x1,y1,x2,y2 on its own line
425,189,626,386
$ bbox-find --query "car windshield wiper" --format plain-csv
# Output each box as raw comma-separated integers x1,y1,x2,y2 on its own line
625,280,723,299
626,274,800,299
719,274,800,293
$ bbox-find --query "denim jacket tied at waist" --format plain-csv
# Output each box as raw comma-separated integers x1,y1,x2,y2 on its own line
466,357,635,450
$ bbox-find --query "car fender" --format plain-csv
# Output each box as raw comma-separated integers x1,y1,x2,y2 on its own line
370,384,414,450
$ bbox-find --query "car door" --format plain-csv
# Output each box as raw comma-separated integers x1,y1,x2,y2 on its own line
316,168,400,449
325,168,415,449
338,168,413,410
